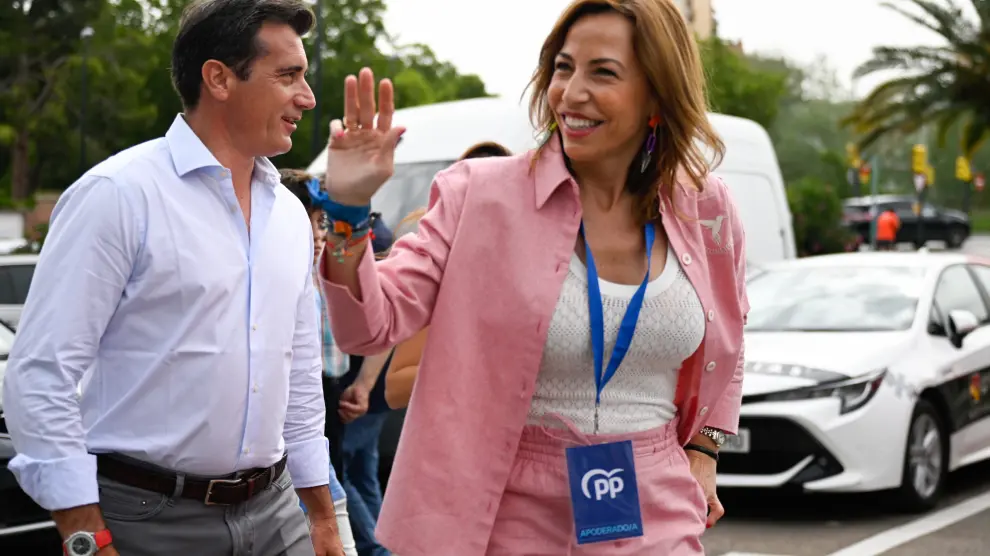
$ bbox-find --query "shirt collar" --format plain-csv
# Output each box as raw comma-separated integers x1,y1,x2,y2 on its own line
532,133,703,213
533,135,574,210
165,114,280,188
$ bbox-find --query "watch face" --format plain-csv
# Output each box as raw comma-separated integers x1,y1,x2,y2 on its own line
67,533,95,555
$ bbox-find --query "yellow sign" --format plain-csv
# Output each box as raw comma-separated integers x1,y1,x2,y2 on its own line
925,165,935,187
912,144,928,174
956,156,972,182
846,143,862,169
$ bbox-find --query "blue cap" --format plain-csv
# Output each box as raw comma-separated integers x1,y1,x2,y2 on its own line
371,214,394,254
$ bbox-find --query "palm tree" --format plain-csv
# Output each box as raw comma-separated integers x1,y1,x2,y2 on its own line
843,0,990,155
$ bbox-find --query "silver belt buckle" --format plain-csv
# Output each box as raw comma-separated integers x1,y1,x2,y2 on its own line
204,478,241,506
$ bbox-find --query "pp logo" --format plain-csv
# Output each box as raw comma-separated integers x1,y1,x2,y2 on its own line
581,468,625,501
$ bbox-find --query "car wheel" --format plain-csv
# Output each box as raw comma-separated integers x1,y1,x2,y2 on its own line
896,399,946,512
946,226,967,249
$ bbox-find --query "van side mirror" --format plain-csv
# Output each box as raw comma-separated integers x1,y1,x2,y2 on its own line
947,310,979,349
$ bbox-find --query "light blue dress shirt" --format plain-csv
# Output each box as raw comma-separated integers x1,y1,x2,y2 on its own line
2,115,332,511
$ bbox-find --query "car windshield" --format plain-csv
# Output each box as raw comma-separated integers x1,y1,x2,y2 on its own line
745,265,926,332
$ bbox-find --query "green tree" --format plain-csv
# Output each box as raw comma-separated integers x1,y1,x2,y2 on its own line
699,37,791,130
274,1,490,169
1,0,107,200
0,0,491,196
32,0,161,195
787,176,856,257
843,0,990,155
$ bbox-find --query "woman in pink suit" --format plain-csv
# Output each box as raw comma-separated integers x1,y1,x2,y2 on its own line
315,1,748,554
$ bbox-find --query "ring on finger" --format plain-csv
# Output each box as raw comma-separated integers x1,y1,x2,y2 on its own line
345,119,363,131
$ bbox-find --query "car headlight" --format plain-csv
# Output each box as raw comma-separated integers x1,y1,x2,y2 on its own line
758,369,887,414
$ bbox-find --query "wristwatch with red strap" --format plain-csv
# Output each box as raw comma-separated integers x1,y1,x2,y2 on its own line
63,529,113,556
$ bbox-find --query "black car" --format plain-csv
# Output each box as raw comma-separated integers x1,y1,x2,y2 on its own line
0,319,54,540
842,195,971,249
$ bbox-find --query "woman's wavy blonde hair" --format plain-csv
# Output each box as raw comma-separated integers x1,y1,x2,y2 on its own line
528,0,724,223
375,141,514,260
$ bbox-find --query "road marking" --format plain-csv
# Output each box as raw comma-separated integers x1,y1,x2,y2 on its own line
827,489,990,556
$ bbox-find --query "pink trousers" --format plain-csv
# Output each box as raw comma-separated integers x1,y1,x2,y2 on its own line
485,418,708,555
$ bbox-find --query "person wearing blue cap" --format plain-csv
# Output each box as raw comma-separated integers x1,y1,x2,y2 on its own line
280,168,358,556
336,213,395,556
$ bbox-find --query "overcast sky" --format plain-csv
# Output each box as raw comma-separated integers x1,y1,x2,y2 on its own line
382,0,952,100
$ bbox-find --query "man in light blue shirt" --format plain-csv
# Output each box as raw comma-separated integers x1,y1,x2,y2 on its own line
1,1,344,555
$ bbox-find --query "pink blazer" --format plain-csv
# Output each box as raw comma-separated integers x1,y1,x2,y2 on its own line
319,140,749,555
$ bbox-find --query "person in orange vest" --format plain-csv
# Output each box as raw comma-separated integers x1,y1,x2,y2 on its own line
876,208,901,250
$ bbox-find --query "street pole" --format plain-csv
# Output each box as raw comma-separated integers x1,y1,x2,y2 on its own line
309,0,324,160
869,155,880,251
79,26,94,177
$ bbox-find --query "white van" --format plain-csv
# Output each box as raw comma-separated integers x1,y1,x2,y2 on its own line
307,96,796,265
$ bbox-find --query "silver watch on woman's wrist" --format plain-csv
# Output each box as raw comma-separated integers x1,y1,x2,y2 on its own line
699,426,726,447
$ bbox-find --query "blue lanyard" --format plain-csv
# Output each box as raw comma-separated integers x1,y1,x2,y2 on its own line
582,222,655,427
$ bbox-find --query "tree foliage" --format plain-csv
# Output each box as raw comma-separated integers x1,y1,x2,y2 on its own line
787,177,856,257
0,0,489,199
843,0,990,155
699,37,791,131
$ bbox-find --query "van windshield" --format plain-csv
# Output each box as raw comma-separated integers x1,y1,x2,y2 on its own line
372,160,455,230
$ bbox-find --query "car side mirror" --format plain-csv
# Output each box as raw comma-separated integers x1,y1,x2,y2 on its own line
947,309,979,349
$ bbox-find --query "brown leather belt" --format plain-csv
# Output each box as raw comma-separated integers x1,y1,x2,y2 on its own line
95,453,288,506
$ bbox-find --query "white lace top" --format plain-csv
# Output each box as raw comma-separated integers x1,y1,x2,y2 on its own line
527,244,706,434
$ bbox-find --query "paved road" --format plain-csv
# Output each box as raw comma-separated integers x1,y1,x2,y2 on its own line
960,234,990,256
703,459,990,556
6,237,990,555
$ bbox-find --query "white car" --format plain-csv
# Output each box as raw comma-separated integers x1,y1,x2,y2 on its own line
718,251,990,511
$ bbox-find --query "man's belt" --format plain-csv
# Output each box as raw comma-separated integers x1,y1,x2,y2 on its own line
95,453,288,506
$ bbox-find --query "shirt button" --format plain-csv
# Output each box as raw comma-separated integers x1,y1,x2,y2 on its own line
243,447,250,455
252,324,258,331
252,384,259,393
706,361,716,372
682,253,692,265
707,310,715,322
699,406,709,416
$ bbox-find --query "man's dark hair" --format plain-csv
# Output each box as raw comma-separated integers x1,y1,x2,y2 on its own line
458,141,512,161
279,168,316,213
171,0,314,109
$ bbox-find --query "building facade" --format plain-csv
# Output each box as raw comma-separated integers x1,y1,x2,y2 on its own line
673,0,714,39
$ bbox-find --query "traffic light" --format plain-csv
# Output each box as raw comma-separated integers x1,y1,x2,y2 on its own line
846,143,863,169
956,156,972,182
859,163,872,185
912,144,927,174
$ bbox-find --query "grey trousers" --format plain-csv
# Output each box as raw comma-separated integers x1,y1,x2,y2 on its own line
97,467,314,556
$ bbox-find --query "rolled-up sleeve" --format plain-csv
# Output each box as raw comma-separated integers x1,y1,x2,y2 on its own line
3,176,141,511
282,240,330,489
318,163,470,355
707,178,749,434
